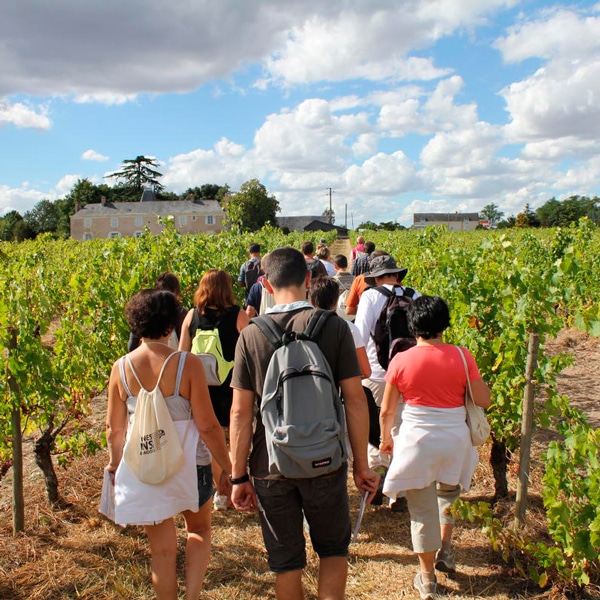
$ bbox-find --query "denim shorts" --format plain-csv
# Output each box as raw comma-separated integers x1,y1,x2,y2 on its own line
196,464,214,507
253,465,351,573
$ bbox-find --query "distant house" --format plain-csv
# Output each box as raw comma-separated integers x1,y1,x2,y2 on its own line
277,215,348,236
412,212,480,231
70,195,226,240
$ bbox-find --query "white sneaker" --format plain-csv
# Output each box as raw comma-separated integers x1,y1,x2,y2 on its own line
213,493,228,511
413,572,437,600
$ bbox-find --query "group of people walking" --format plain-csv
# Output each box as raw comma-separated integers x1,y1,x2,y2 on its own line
104,239,490,600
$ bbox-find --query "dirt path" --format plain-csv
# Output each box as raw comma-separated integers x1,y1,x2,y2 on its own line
546,328,600,428
329,237,352,261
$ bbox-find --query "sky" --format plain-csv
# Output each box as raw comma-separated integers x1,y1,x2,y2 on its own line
2,0,600,228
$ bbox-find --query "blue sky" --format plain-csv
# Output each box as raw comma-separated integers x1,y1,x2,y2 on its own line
1,0,600,227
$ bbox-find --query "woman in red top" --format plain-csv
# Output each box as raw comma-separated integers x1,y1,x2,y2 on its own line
379,295,490,600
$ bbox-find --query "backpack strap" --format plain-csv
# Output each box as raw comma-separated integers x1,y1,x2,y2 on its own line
172,352,187,397
125,351,181,393
119,356,134,398
374,285,394,297
251,315,286,349
301,309,335,340
190,308,222,338
189,309,200,339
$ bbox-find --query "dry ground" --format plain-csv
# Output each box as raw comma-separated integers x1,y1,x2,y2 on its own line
0,328,599,599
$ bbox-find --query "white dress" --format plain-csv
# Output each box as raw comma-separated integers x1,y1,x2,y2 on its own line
113,352,203,526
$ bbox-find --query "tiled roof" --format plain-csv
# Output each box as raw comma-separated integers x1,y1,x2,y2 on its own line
413,212,479,222
72,200,223,217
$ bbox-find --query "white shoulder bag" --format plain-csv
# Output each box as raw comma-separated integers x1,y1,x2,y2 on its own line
457,346,491,446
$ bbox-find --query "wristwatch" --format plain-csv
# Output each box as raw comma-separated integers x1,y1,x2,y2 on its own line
229,473,250,485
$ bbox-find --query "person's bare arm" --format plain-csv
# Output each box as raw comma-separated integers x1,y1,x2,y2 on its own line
236,307,250,332
187,355,232,476
229,388,258,511
177,309,195,351
106,361,128,473
470,378,491,409
379,382,401,456
356,346,371,379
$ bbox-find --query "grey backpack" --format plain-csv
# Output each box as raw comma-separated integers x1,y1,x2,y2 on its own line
251,310,347,478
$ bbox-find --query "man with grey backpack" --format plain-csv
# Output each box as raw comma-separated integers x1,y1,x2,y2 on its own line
230,247,379,600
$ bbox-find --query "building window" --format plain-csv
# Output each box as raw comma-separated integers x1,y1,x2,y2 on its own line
110,217,119,228
135,216,143,227
109,232,121,239
179,215,187,226
84,218,92,228
134,231,143,238
205,215,215,225
83,232,93,241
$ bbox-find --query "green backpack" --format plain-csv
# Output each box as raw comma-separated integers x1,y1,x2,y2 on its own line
190,311,234,386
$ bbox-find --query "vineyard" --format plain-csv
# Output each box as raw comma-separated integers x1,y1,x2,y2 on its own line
1,220,600,598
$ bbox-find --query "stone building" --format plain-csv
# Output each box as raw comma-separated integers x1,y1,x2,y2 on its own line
70,195,225,240
412,212,480,231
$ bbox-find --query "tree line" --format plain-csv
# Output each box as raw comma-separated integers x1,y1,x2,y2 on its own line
482,197,600,228
1,152,599,240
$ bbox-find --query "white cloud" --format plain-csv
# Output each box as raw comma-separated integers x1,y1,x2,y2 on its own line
265,1,513,86
495,8,600,63
377,76,478,137
253,99,369,173
0,0,515,98
54,174,82,197
497,8,600,144
421,122,501,169
344,152,419,195
81,149,109,162
553,155,600,190
502,58,600,141
0,99,51,129
521,137,600,160
74,93,138,105
0,184,51,215
162,138,255,192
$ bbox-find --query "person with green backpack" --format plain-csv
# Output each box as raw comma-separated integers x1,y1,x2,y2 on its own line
179,269,249,509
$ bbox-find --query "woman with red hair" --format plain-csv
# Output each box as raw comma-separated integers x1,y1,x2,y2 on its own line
179,269,249,509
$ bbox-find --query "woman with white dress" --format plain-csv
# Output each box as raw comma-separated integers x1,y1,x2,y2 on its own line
379,295,490,600
106,288,232,599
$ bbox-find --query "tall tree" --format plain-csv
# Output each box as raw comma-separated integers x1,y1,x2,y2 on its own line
181,184,229,203
536,195,600,227
0,210,26,241
322,208,335,224
106,155,164,194
480,203,505,228
515,204,541,228
24,200,60,235
224,179,280,232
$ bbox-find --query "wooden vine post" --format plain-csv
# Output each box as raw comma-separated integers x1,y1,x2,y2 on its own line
514,332,540,529
7,328,24,534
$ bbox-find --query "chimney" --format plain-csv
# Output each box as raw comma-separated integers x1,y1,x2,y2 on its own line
101,196,106,206
74,202,81,213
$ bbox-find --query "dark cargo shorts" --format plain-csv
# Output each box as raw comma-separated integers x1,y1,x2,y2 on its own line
253,465,351,573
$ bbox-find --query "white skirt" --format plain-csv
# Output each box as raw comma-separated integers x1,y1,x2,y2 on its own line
114,419,201,526
383,404,479,500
